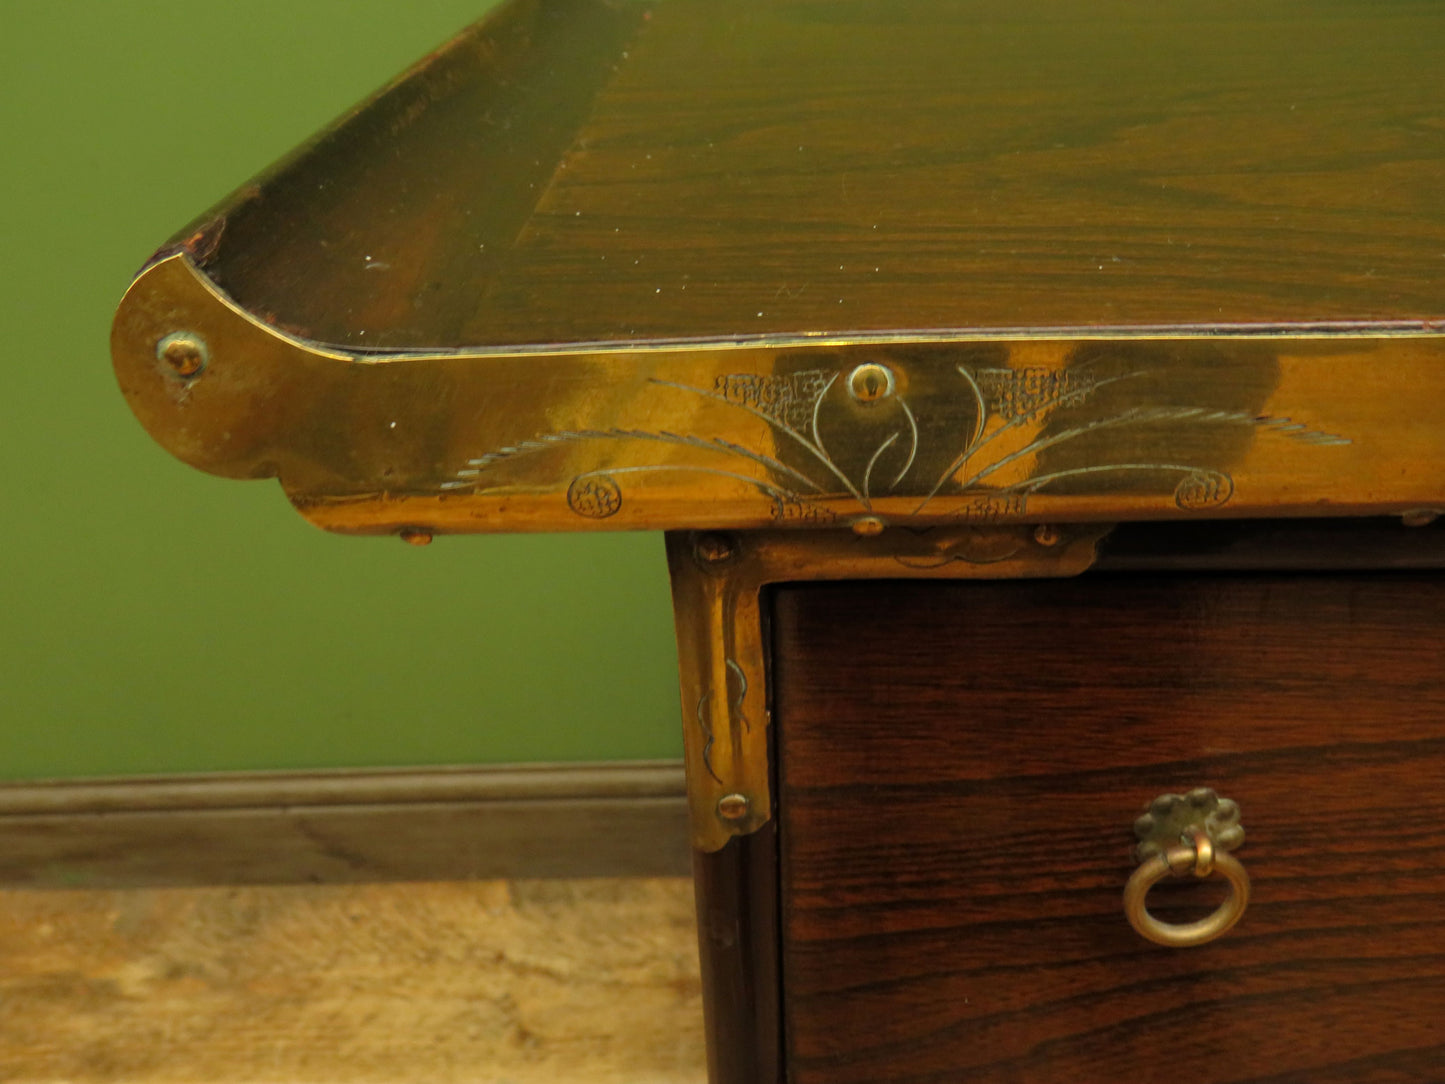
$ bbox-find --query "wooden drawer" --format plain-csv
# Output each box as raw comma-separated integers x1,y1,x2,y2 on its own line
774,574,1445,1083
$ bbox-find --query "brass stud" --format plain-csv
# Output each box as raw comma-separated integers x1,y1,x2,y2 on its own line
851,516,886,537
1033,524,1062,547
717,793,751,822
847,362,895,403
399,527,434,547
695,532,737,565
157,332,207,377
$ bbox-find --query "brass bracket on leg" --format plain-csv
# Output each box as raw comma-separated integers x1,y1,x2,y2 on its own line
666,523,1110,852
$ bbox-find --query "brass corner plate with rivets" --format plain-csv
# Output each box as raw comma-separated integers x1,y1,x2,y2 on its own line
666,523,1110,851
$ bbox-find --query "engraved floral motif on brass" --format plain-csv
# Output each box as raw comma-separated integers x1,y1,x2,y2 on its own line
666,524,1110,852
452,354,1350,530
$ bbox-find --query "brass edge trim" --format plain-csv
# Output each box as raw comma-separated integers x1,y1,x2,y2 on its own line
111,254,351,483
126,253,1445,369
668,524,1109,852
120,258,1445,366
114,254,1445,537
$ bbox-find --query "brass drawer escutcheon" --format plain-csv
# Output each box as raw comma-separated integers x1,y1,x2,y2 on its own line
1124,788,1249,948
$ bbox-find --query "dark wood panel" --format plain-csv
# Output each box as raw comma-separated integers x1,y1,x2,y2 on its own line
774,575,1445,1084
181,0,1445,349
0,763,689,887
1095,516,1445,572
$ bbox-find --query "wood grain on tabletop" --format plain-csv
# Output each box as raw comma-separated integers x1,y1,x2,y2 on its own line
179,0,1445,350
774,574,1445,1084
0,878,704,1084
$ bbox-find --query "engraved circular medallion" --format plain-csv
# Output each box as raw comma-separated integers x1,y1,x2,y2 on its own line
1174,470,1234,511
567,474,623,519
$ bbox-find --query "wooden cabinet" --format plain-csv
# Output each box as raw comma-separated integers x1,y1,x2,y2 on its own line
110,2,1445,1080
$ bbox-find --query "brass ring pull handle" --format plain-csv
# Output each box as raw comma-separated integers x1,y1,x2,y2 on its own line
1124,788,1249,948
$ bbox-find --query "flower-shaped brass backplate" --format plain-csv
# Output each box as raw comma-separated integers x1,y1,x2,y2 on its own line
1134,787,1244,863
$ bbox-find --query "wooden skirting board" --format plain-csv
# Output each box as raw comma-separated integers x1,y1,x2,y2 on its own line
0,761,690,888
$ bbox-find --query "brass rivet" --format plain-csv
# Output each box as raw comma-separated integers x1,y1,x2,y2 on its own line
695,532,736,564
1401,509,1440,528
1033,524,1062,547
399,527,434,547
847,362,895,403
717,793,751,821
157,332,207,377
852,516,886,537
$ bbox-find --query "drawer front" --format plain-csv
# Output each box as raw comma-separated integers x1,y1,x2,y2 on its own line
775,575,1445,1084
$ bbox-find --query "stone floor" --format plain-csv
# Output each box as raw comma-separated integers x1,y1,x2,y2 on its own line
0,879,705,1083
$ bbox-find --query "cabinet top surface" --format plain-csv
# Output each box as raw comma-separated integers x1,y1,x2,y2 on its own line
172,0,1445,351
112,0,1445,537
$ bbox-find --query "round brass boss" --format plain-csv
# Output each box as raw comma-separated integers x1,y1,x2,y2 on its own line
717,793,751,821
157,332,208,377
847,363,895,403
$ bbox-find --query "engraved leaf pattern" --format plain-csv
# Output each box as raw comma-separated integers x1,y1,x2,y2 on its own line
447,362,1350,521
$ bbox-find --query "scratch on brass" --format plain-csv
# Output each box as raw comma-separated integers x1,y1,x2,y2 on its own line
725,659,749,734
695,691,721,785
693,659,748,784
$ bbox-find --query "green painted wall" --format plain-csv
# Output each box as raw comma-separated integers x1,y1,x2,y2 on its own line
0,1,682,779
